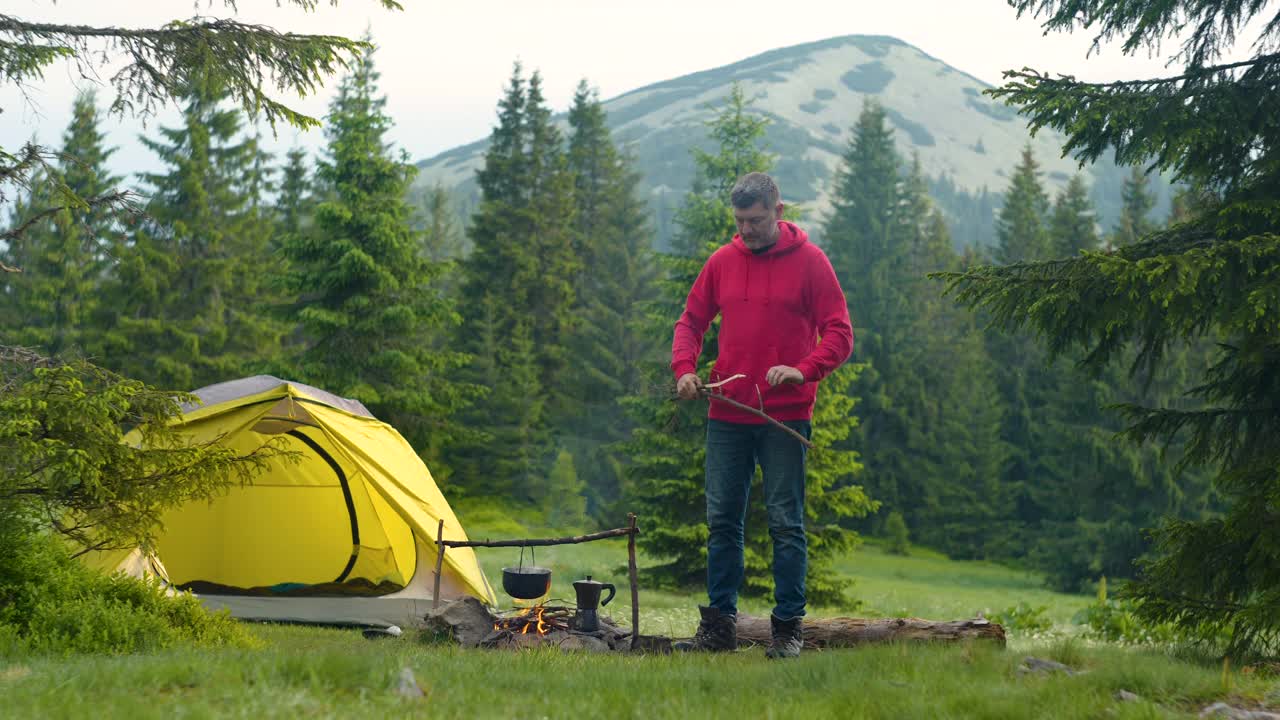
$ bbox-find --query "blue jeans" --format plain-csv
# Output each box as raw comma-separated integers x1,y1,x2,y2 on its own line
704,419,811,620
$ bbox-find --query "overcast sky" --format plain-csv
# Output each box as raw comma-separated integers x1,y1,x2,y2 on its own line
0,0,1266,179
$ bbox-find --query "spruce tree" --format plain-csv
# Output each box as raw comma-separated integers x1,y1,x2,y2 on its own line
823,100,906,342
825,147,1005,557
897,159,1008,558
983,148,1059,557
1111,165,1156,248
280,43,473,470
0,91,118,355
563,80,657,516
521,71,580,399
453,64,579,498
820,104,909,533
947,0,1280,654
1049,174,1100,258
276,145,312,241
96,71,286,389
419,183,465,263
995,145,1051,264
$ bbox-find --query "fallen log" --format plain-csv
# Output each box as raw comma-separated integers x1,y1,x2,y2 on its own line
734,615,1006,649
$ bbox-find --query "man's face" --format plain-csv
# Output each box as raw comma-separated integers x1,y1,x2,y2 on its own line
733,200,783,248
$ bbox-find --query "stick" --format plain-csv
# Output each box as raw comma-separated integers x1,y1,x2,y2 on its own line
439,526,638,549
627,513,639,649
432,518,445,610
699,390,814,448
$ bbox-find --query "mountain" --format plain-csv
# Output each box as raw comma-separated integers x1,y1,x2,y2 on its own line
413,34,1170,250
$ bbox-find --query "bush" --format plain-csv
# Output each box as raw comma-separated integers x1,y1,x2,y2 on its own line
0,529,253,656
0,348,276,553
990,601,1053,636
884,511,910,556
1073,577,1183,645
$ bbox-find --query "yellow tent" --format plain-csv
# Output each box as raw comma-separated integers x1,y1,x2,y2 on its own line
84,376,495,627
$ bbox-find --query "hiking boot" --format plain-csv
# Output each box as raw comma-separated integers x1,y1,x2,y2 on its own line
765,614,804,659
673,605,738,652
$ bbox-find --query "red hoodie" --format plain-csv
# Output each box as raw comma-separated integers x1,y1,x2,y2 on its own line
671,221,854,424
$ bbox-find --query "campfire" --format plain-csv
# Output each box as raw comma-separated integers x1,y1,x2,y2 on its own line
491,605,571,636
428,597,646,652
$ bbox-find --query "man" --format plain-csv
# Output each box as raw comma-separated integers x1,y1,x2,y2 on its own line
671,172,853,659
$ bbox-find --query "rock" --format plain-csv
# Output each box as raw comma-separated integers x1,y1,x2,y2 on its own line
1018,656,1079,675
423,597,496,648
1200,702,1280,719
1116,690,1142,703
396,667,425,699
556,634,611,653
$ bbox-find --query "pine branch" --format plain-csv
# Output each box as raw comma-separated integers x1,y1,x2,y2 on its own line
988,53,1280,186
0,14,374,129
1009,0,1280,68
1,189,136,245
934,222,1280,377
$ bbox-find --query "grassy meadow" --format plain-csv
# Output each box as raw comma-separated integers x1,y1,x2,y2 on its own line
2,507,1277,719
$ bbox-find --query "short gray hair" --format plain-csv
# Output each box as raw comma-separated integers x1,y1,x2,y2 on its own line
730,172,780,209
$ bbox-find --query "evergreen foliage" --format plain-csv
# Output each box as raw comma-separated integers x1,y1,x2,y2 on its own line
995,145,1051,264
94,71,288,390
821,108,1003,559
453,64,579,499
1111,166,1157,248
0,91,118,356
884,511,910,555
276,145,313,241
0,530,252,655
0,347,274,555
419,183,465,263
546,449,587,529
1,2,404,261
947,0,1280,654
563,81,657,517
823,100,906,339
280,43,474,471
1049,174,1100,257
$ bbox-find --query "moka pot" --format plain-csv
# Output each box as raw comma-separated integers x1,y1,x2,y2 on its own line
572,575,616,632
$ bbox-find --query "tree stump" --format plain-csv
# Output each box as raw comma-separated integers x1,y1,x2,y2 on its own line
734,615,1005,649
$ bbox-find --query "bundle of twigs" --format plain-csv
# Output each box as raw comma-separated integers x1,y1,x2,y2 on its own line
663,374,814,449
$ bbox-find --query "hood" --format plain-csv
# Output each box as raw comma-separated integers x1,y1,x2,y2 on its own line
731,221,808,256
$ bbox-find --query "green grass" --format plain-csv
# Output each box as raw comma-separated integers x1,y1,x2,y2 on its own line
2,509,1277,719
2,625,1276,719
841,542,1091,627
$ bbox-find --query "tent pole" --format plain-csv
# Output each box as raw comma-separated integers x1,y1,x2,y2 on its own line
432,518,445,610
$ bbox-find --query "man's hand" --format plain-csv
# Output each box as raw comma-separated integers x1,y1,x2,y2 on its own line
676,373,703,400
765,365,804,387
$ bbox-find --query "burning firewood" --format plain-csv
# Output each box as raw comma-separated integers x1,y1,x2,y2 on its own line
491,606,573,636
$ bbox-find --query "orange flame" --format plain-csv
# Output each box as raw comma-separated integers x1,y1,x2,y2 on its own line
495,605,553,635
519,607,549,634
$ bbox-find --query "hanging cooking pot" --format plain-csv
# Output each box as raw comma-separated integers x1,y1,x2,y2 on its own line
501,545,552,600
